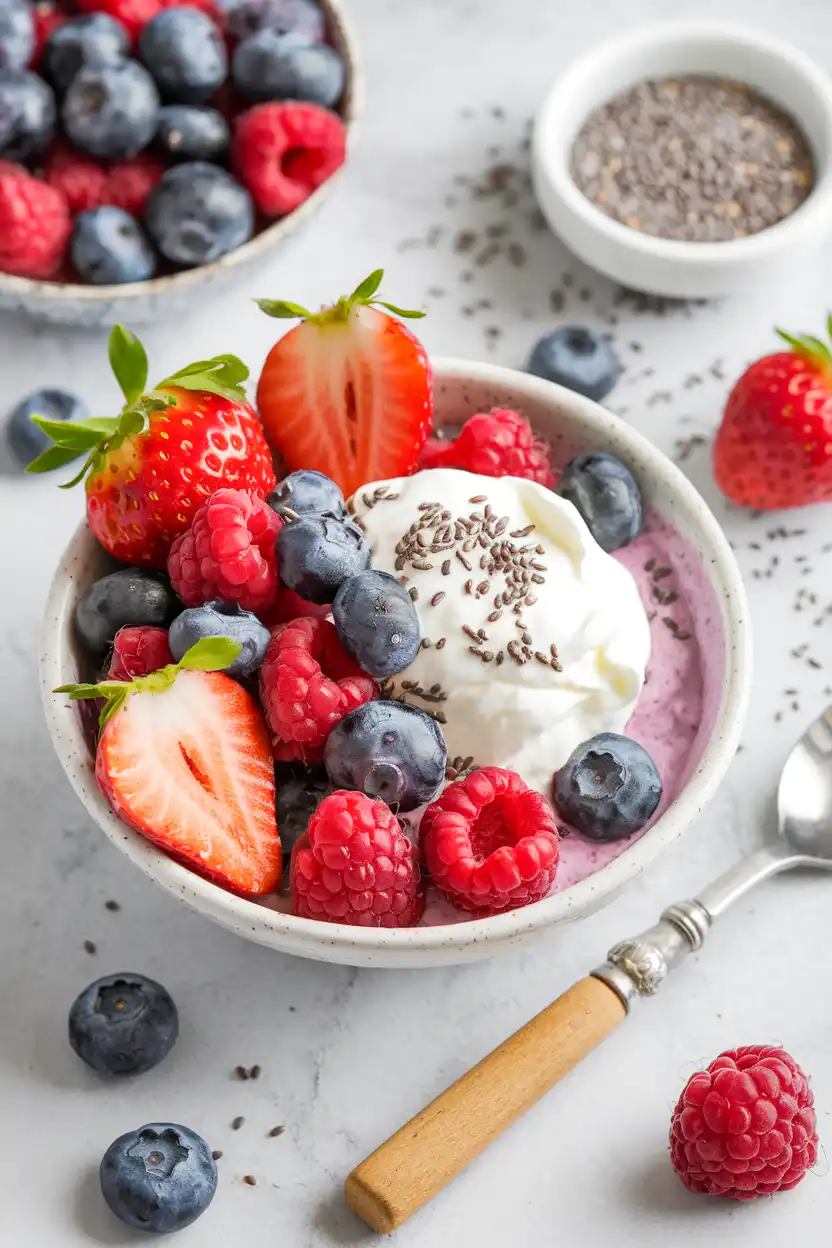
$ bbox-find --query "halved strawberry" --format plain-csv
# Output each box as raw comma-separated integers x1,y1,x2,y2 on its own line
256,269,433,498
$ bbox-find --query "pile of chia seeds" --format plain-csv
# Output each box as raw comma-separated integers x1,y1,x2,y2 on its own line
571,76,814,242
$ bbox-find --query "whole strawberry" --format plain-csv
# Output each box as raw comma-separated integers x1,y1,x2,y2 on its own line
28,325,275,568
715,323,832,509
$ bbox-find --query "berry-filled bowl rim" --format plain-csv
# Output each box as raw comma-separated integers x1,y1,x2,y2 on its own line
40,357,753,968
0,0,362,328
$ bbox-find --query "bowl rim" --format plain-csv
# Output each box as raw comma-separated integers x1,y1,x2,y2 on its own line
0,0,363,305
40,357,753,958
533,19,832,269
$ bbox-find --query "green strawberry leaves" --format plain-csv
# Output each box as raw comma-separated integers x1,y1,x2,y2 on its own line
256,268,426,326
55,636,243,727
256,299,313,319
160,354,250,404
777,321,832,370
109,324,149,406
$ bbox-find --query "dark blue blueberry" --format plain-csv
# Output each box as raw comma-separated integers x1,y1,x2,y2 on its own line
276,769,333,862
556,452,642,552
0,70,56,160
169,599,270,677
527,327,622,402
145,162,253,266
325,700,446,812
217,0,325,43
232,29,343,106
69,972,178,1076
554,733,662,842
76,568,177,653
267,469,345,519
332,570,420,679
100,1122,216,1233
45,14,128,95
5,387,88,468
71,206,157,285
139,8,227,104
276,512,370,605
155,104,228,161
63,60,160,159
0,0,34,72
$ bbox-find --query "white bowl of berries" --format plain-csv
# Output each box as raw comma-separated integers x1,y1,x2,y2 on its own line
39,272,752,967
0,0,359,327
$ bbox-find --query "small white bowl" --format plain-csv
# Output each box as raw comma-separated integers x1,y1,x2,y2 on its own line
0,0,362,329
40,359,752,968
532,21,832,299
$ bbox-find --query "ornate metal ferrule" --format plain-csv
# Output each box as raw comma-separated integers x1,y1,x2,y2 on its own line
591,899,712,1009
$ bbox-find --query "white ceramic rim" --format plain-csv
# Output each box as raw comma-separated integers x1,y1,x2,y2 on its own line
39,357,753,960
533,20,832,271
0,0,363,306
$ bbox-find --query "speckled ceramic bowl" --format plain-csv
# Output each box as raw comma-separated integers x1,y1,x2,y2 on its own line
0,0,361,329
40,359,752,967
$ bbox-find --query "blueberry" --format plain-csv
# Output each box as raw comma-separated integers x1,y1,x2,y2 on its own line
267,469,345,519
325,700,446,812
217,0,325,43
527,327,622,402
276,768,333,861
63,60,160,159
277,512,371,605
145,162,253,266
554,733,662,842
0,0,34,73
557,452,643,552
69,972,178,1076
139,8,227,104
332,570,421,679
0,70,56,160
155,104,228,161
76,568,177,653
100,1122,216,1233
45,14,128,95
232,30,343,107
71,206,157,285
5,387,88,468
169,600,270,677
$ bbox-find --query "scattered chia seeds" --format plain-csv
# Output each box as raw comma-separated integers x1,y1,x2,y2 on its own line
243,1175,257,1187
83,940,96,955
212,1150,223,1161
268,1126,285,1138
572,76,814,242
231,1116,244,1131
104,899,120,912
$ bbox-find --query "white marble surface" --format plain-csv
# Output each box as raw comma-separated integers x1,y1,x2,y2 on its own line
4,0,832,1243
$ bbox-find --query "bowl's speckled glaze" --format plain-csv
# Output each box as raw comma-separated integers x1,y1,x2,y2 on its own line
39,359,752,966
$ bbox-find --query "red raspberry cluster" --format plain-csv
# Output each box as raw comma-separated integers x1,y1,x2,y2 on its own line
422,408,555,488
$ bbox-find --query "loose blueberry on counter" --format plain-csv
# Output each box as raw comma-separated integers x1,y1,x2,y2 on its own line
169,600,270,677
232,30,344,107
267,468,345,519
276,768,333,863
76,568,177,653
145,162,254,266
100,1122,216,1233
0,0,34,73
44,14,128,96
277,511,371,605
217,0,326,43
155,104,229,161
527,327,622,402
63,60,160,159
71,206,157,284
0,70,56,160
325,700,447,812
5,388,88,468
556,452,643,552
139,8,227,104
332,569,421,679
554,732,662,842
69,972,178,1075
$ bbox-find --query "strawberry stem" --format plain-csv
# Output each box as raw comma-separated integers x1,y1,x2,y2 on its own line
776,322,832,371
256,268,426,326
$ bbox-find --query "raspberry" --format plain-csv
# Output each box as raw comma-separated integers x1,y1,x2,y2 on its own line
426,409,554,488
259,617,375,763
107,626,173,680
75,0,163,42
291,790,424,926
167,488,282,614
41,144,108,215
670,1046,818,1201
0,164,70,279
421,768,560,916
271,584,331,624
105,152,166,215
234,101,346,217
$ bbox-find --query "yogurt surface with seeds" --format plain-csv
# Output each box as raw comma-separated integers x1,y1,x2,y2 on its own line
351,468,651,796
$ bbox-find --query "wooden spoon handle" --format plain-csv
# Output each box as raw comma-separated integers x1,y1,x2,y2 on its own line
345,975,626,1233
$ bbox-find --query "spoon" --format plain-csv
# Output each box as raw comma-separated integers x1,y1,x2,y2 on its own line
346,706,832,1233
